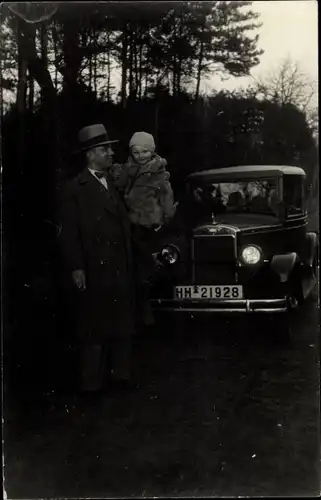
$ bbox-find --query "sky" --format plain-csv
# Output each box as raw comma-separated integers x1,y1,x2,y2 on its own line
202,0,318,93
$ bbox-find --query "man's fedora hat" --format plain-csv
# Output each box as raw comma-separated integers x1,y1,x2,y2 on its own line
74,124,119,154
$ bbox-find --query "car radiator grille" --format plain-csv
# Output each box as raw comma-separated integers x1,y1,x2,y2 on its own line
192,235,237,285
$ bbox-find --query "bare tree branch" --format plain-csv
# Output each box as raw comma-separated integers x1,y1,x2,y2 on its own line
253,57,317,112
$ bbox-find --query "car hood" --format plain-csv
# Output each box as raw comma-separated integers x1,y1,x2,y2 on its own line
193,213,280,234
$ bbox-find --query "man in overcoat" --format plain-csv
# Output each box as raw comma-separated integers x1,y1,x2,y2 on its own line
60,124,136,394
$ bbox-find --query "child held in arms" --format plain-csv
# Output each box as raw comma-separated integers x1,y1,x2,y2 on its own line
113,131,177,233
111,131,177,325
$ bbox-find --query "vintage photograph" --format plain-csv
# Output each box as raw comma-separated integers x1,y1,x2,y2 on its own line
1,1,319,498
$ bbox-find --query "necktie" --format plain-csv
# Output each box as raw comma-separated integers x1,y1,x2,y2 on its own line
95,171,106,179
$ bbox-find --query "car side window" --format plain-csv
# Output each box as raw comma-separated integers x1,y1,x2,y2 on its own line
284,176,304,216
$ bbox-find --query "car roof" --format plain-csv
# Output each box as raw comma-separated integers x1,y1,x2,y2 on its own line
188,165,306,181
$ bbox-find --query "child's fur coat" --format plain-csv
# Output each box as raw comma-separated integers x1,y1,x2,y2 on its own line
111,154,176,229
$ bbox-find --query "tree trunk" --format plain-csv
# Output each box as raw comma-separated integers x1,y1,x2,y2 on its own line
41,25,48,65
195,38,204,100
120,26,129,108
0,54,3,126
134,43,138,95
22,23,56,101
20,21,61,216
52,24,58,89
62,20,81,92
177,58,181,95
172,20,178,97
107,55,111,102
173,60,177,97
172,65,175,96
144,71,148,97
40,25,48,104
28,69,34,111
80,30,87,88
106,32,111,102
89,43,92,90
17,23,28,112
176,22,183,95
134,31,140,98
17,56,28,112
93,44,97,98
138,43,143,99
128,32,134,97
16,18,28,194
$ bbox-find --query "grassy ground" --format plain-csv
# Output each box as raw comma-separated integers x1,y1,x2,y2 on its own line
4,299,320,499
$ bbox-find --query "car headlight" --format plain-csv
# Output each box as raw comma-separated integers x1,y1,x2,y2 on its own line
240,245,262,265
160,244,180,265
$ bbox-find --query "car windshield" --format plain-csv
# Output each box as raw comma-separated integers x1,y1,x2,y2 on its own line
188,178,279,217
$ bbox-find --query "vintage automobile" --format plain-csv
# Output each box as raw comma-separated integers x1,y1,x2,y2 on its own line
150,165,318,333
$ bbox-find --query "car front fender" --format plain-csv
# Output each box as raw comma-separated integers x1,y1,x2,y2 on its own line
270,253,299,283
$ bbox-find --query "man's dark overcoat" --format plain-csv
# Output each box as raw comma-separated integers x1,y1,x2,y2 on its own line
60,168,136,340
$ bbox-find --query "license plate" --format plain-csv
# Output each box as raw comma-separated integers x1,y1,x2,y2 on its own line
174,285,243,300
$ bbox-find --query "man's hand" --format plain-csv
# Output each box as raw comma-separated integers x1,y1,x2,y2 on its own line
72,269,86,291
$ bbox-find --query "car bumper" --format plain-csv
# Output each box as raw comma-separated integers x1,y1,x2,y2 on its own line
150,297,289,314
